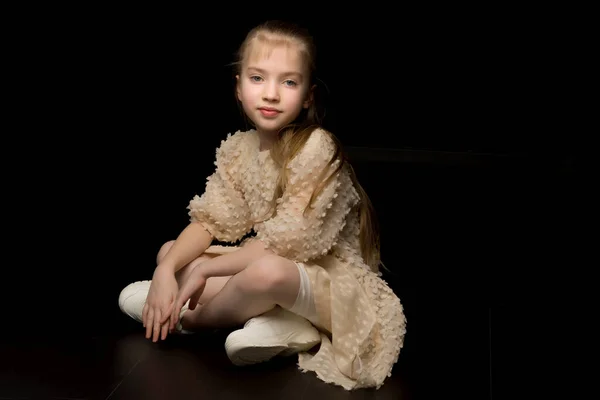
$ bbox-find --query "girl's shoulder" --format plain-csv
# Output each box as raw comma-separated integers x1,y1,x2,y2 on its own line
305,126,333,146
290,127,338,166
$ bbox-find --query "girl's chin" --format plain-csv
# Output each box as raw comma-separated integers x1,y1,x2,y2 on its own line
255,125,284,136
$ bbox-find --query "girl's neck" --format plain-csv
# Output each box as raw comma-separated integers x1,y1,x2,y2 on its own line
257,130,277,152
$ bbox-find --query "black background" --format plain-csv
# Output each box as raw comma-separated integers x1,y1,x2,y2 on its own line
2,5,582,398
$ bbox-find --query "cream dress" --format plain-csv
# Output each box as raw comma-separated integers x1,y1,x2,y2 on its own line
188,128,407,390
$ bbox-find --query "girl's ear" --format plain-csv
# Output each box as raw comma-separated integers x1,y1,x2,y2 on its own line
303,84,316,109
236,74,241,101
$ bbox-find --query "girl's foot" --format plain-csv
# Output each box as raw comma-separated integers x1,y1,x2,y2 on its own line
224,306,321,366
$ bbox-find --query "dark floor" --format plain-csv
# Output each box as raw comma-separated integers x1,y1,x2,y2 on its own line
0,317,414,400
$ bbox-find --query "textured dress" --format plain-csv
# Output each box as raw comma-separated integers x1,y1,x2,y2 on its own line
187,128,407,390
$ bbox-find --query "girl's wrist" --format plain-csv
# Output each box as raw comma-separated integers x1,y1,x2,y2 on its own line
194,260,214,280
155,262,176,275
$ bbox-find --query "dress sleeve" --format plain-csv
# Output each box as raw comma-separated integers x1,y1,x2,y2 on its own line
255,129,360,262
187,132,253,243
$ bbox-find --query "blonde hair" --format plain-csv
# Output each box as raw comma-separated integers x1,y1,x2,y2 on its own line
234,20,382,271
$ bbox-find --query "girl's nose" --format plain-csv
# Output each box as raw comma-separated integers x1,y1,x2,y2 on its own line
262,82,280,102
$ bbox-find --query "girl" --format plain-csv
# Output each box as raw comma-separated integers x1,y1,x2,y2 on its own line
118,20,407,391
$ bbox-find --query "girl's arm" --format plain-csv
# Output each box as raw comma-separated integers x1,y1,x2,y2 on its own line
193,239,273,278
156,222,214,274
169,238,274,330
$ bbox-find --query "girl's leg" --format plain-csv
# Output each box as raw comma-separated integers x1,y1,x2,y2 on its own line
181,254,300,329
157,240,232,305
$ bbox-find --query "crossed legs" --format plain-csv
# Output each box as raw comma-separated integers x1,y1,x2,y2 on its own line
157,241,301,331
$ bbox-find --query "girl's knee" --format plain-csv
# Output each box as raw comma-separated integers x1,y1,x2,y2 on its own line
240,255,299,295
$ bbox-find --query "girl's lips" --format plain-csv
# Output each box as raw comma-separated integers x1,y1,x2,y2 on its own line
259,108,280,117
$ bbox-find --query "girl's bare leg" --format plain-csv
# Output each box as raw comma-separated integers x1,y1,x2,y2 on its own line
181,254,300,330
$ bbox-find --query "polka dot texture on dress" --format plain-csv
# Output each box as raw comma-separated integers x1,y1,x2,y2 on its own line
186,129,407,390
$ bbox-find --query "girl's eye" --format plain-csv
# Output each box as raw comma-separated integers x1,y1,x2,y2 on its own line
250,76,263,82
284,80,297,87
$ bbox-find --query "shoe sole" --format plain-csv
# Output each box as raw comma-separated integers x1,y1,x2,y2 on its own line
225,330,320,366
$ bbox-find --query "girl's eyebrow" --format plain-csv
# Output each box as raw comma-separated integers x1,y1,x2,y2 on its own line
246,66,303,79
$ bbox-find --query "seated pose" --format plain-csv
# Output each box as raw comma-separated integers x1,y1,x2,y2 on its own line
119,19,407,391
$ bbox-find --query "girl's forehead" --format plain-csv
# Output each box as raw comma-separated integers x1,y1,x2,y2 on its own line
245,40,306,70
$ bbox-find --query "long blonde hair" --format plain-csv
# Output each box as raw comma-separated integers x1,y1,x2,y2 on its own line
234,20,381,271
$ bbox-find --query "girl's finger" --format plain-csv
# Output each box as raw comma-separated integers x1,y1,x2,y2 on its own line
153,309,161,342
145,308,154,339
142,303,148,328
184,290,197,311
170,307,178,332
172,300,182,328
161,321,169,341
159,302,173,324
190,290,201,310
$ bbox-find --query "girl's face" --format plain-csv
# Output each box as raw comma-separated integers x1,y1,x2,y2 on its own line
236,41,313,138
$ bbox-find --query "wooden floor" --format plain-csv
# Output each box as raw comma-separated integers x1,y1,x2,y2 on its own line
0,322,414,399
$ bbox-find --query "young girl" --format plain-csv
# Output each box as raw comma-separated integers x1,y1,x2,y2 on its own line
118,20,407,391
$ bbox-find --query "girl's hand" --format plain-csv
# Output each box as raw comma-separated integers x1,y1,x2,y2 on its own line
142,267,178,342
170,267,207,332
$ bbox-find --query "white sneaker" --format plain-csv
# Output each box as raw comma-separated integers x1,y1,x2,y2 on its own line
224,306,321,366
118,280,192,334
